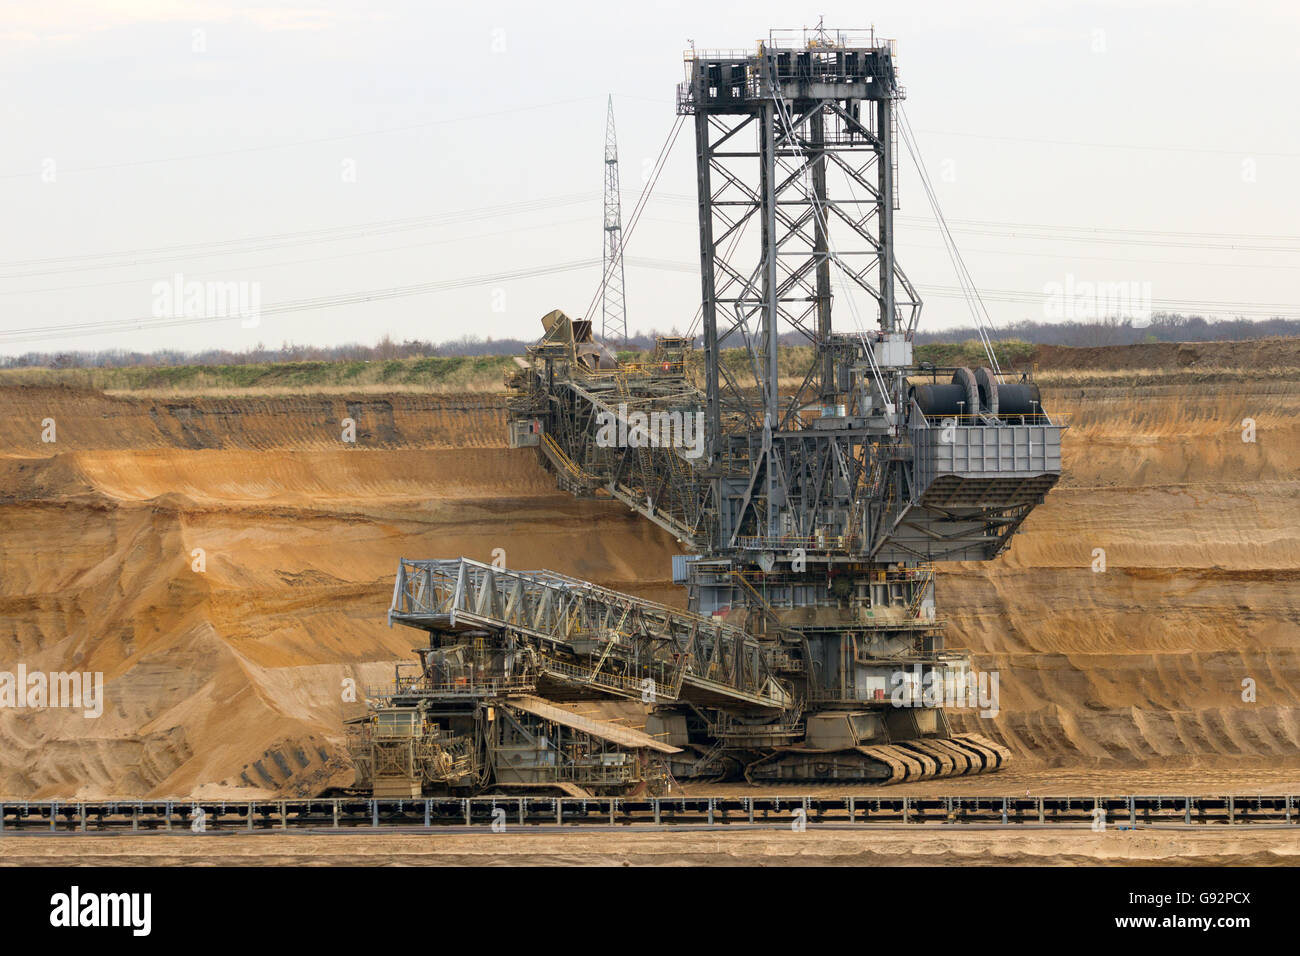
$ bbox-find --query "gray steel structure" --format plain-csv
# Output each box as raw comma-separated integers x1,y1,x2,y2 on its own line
500,29,1067,782
682,28,919,449
382,27,1072,790
388,557,792,713
674,29,1062,569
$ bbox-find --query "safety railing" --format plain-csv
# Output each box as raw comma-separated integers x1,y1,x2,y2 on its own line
905,565,935,620
707,718,805,739
538,654,686,701
541,432,591,481
735,534,850,552
366,676,537,701
915,412,1069,427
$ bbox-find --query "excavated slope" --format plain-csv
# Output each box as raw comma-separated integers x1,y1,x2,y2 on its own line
0,350,1296,797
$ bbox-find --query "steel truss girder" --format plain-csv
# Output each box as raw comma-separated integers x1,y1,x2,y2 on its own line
725,431,868,550
693,89,921,450
390,558,792,711
551,378,715,547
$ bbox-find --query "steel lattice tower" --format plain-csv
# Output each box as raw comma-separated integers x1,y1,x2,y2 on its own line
680,29,922,463
600,95,628,345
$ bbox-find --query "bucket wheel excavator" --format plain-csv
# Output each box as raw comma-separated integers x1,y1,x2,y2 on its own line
351,28,1064,796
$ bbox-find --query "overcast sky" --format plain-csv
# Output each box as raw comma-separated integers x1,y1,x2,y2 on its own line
2,0,1298,357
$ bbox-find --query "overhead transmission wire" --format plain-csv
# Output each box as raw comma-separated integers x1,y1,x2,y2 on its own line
21,179,1295,281
0,215,596,298
914,218,1300,244
0,259,598,345
0,96,605,180
581,114,685,325
900,225,1300,254
14,104,1292,346
642,204,1300,275
887,240,1300,273
626,257,1300,317
895,103,1002,378
14,245,1293,350
0,193,597,278
911,127,1300,158
636,191,1300,250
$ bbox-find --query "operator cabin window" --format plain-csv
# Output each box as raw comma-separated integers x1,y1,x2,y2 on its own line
377,711,419,736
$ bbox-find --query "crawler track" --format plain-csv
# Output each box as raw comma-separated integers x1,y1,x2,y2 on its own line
857,732,1014,782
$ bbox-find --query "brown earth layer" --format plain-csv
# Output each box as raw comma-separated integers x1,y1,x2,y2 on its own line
0,347,1297,799
1030,336,1300,371
2,829,1297,867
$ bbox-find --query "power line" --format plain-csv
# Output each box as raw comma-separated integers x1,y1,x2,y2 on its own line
913,127,1300,158
897,103,1001,374
0,97,604,180
904,222,1300,254
0,216,596,297
891,240,1300,272
644,190,1300,243
623,257,1300,317
911,216,1300,243
0,194,598,277
9,251,1295,348
629,215,1300,270
915,284,1300,316
0,259,599,345
13,185,1295,282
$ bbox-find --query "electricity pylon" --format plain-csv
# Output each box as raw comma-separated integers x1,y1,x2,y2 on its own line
600,95,628,345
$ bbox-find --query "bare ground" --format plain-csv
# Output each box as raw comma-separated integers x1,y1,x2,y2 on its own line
3,827,1298,866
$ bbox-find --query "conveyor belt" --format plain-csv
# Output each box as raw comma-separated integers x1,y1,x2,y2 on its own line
506,695,681,754
2,795,1294,830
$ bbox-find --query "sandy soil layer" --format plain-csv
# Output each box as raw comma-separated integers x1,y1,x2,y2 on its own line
680,768,1300,798
1031,336,1300,372
0,352,1298,802
2,828,1298,866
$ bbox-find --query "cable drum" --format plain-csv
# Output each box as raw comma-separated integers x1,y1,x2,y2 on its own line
912,380,1045,419
975,367,999,417
951,367,979,419
995,383,1043,418
910,383,968,417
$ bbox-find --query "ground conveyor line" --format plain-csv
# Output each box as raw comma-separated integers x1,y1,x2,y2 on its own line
2,795,1297,831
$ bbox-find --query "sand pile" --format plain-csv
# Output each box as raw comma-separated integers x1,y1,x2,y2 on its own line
945,375,1300,774
0,390,675,798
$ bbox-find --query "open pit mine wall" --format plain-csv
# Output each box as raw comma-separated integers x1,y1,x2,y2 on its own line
0,366,1297,798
